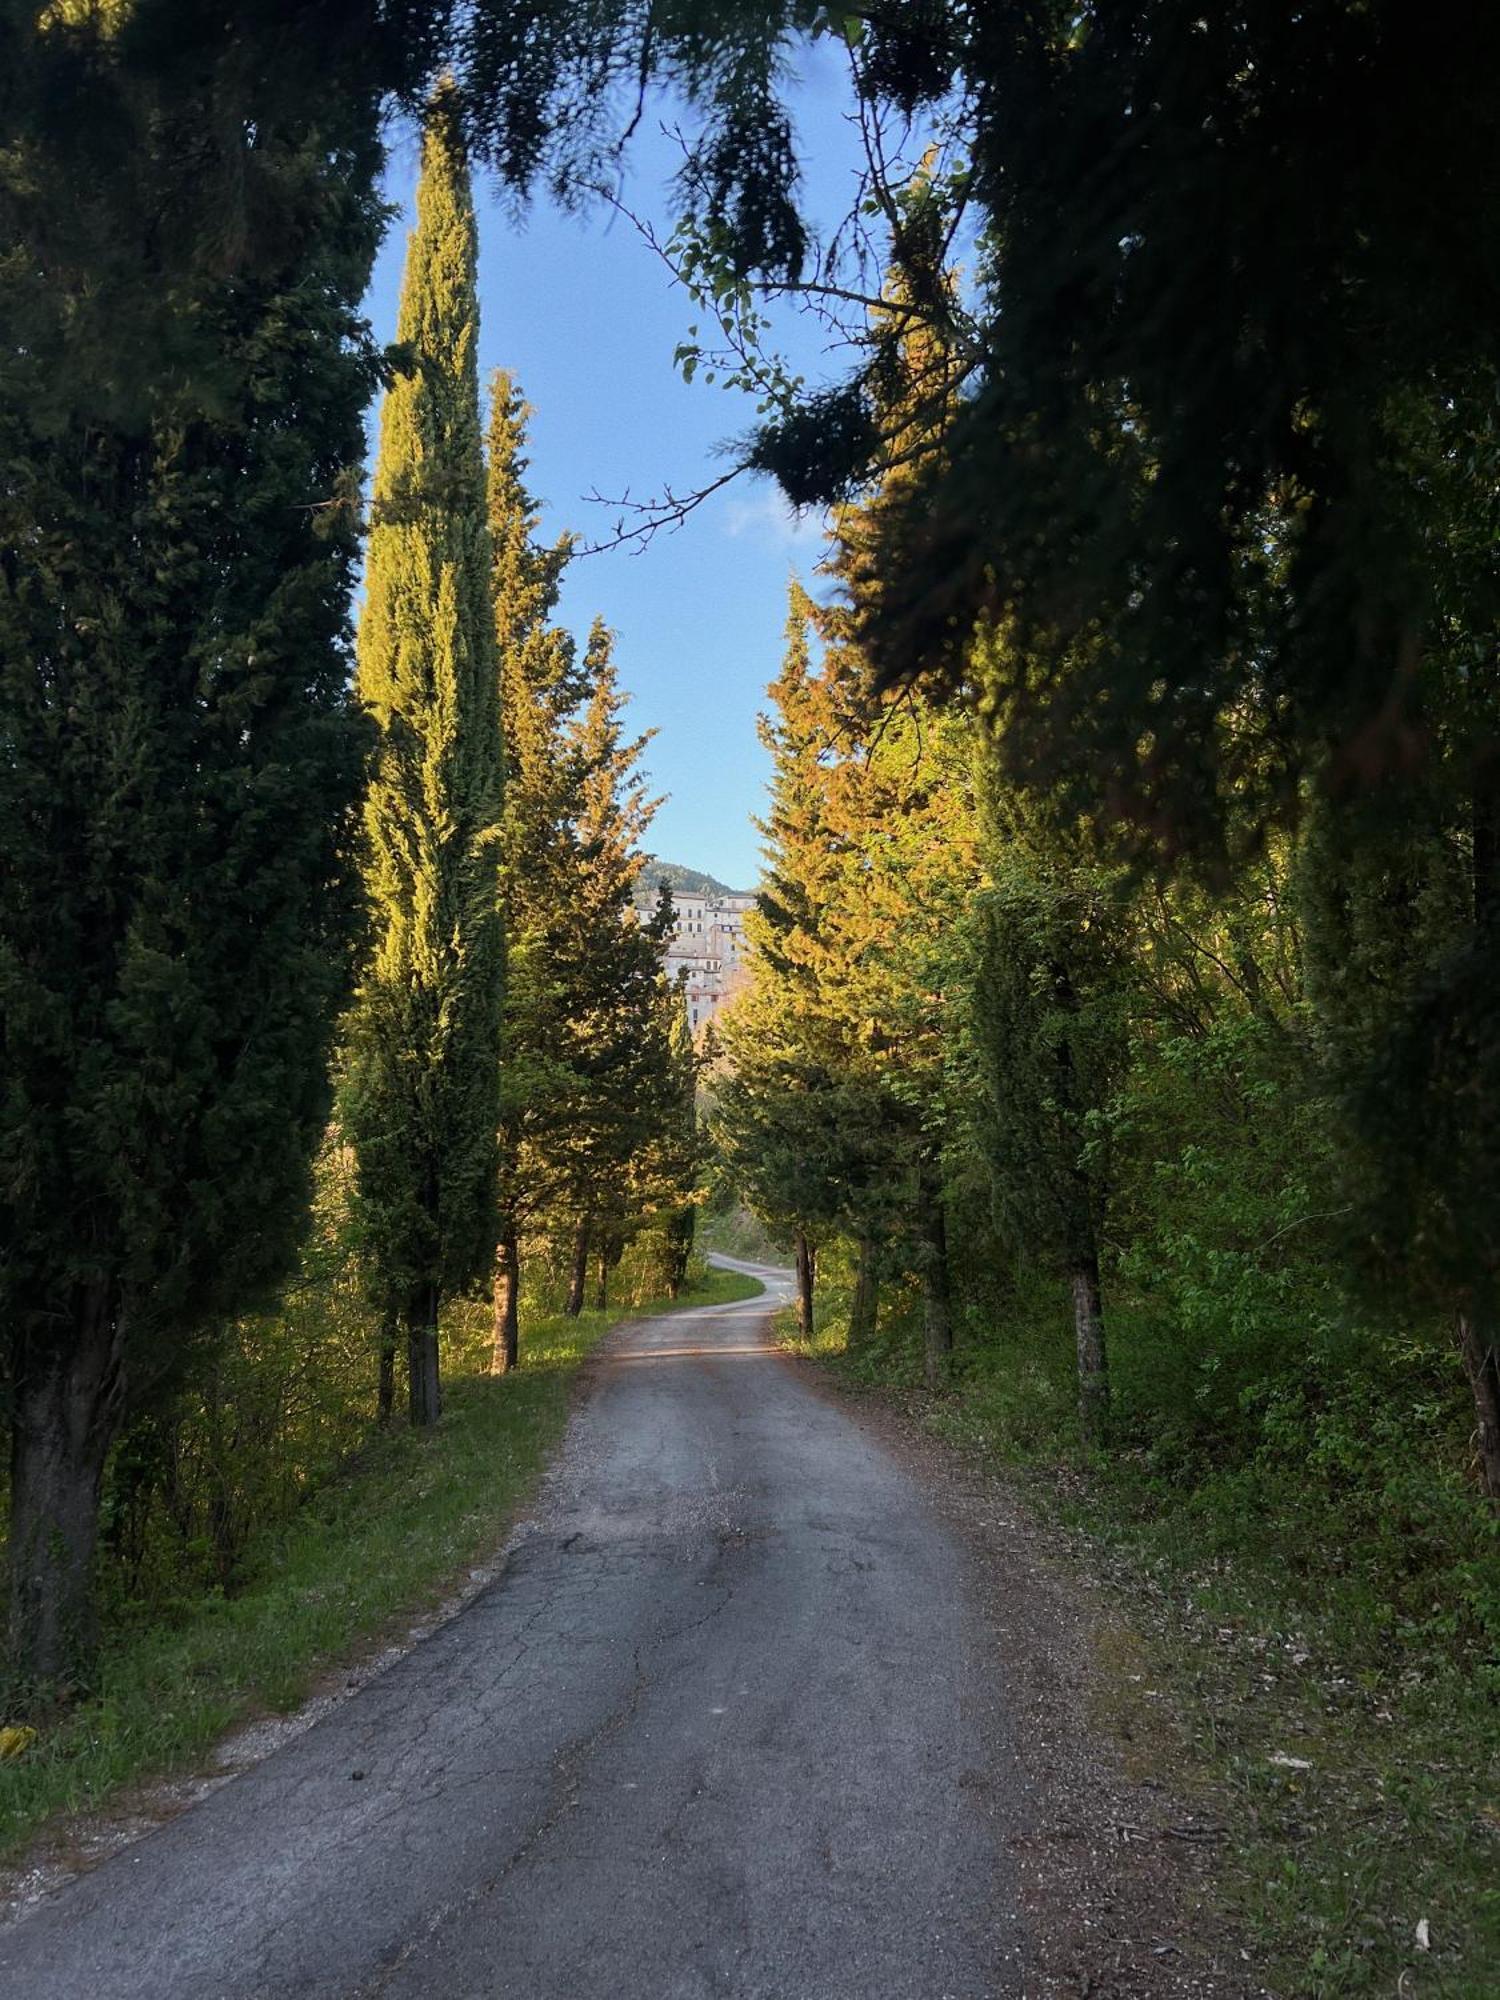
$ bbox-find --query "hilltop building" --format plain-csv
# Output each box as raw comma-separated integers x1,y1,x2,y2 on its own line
639,879,756,1034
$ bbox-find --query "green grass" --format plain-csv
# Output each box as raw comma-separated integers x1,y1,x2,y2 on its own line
787,1281,1500,1999
1054,1482,1500,2000
0,1261,761,1861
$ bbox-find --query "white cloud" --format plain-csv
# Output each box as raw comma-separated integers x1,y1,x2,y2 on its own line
722,486,831,554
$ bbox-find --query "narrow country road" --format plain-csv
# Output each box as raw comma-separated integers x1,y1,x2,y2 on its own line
0,1260,1020,1999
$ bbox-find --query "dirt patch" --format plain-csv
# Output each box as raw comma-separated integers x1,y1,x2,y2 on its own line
782,1356,1272,2000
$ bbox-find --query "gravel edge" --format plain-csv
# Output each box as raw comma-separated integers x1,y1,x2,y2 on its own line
781,1354,1276,2000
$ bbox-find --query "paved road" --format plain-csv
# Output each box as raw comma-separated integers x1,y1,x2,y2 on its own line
2,1259,1020,1998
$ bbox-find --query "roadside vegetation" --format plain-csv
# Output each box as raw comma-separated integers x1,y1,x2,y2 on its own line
697,1204,788,1267
770,1252,1498,1998
0,1257,756,1863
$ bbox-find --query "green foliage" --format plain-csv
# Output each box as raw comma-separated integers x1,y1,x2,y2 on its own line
1299,775,1500,1321
97,1137,375,1611
964,810,1129,1278
639,860,739,898
718,420,981,1295
746,385,876,507
695,1204,784,1266
0,211,378,1377
344,93,504,1355
0,24,383,1682
486,364,587,1264
528,629,683,1250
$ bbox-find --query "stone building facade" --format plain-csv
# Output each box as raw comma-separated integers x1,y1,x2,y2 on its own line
642,886,757,1034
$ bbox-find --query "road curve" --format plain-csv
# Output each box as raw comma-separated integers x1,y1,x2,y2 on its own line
0,1259,1020,1999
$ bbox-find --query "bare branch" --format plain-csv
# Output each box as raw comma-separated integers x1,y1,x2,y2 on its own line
577,464,749,555
618,10,656,148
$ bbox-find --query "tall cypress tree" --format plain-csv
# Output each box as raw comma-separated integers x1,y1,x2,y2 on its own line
345,91,504,1427
0,60,383,1686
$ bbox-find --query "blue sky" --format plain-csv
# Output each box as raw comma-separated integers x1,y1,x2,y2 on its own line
363,50,874,892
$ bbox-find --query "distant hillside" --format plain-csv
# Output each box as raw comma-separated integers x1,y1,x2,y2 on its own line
639,859,746,899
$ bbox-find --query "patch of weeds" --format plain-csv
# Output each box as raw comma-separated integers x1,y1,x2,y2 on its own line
1100,1526,1500,2000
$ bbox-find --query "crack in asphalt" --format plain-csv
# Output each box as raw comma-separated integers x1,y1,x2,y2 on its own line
354,1641,655,2000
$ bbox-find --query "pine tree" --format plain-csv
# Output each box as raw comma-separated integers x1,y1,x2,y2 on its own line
811,677,978,1386
485,370,587,1371
538,625,673,1314
720,224,980,1380
0,85,382,1686
807,239,979,1382
344,92,504,1427
717,576,966,1365
633,982,706,1300
715,588,851,1340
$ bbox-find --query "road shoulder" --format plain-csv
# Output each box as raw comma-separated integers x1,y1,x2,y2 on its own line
779,1354,1268,2000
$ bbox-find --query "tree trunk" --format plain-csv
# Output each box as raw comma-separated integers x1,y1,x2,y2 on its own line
491,1229,520,1376
1457,1306,1500,1500
376,1318,397,1423
593,1243,609,1312
1071,1249,1109,1445
564,1218,590,1318
849,1237,879,1348
794,1230,816,1342
920,1201,954,1390
406,1281,441,1427
666,1206,694,1298
1049,951,1112,1443
8,1289,126,1694
1461,778,1500,1500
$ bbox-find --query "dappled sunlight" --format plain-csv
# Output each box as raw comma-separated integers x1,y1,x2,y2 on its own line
607,1344,774,1362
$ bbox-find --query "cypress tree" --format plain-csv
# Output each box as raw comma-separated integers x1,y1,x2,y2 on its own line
345,91,504,1427
0,68,382,1687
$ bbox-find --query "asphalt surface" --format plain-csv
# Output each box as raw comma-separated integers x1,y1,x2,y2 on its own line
2,1258,1020,1999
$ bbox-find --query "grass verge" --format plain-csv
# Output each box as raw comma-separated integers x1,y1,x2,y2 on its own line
0,1261,761,1863
1041,1474,1500,2000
